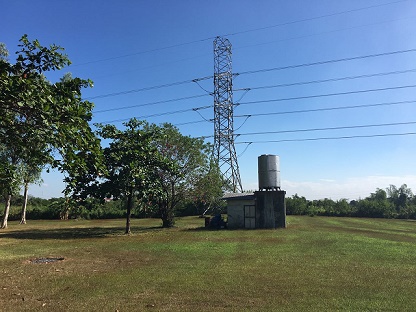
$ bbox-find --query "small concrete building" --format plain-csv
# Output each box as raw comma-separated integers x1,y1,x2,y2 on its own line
223,193,256,229
224,191,286,229
224,154,286,229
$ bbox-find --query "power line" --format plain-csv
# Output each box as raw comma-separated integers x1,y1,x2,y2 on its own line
72,39,214,67
93,68,416,118
234,69,416,92
237,85,416,106
97,105,211,125
93,68,416,116
93,94,210,114
235,48,416,77
200,121,416,139
175,120,207,126
234,15,415,52
71,0,408,67
223,0,409,38
181,99,416,130
79,14,415,83
85,47,416,102
234,99,416,118
235,132,416,144
89,54,210,81
235,121,416,137
87,76,211,100
94,68,416,115
95,98,416,126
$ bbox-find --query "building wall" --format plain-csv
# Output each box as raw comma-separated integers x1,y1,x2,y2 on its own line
226,198,255,229
225,191,286,229
255,191,286,228
255,192,275,228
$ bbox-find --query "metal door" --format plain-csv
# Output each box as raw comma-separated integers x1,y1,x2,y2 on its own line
244,205,256,229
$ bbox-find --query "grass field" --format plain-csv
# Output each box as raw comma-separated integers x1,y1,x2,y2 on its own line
0,216,415,311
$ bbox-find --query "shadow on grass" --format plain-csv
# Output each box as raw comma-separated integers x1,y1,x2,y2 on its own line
185,226,228,232
0,226,164,240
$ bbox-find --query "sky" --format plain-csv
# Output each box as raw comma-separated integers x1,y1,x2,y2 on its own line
2,0,416,200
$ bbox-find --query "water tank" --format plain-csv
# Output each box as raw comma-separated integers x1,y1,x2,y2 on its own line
258,154,280,190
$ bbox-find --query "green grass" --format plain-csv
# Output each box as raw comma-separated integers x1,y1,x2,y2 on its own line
0,216,415,311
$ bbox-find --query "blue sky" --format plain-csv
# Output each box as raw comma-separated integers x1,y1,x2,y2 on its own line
2,0,416,200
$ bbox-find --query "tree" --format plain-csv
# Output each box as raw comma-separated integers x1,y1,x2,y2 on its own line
18,162,43,224
193,161,229,216
96,119,169,234
0,35,101,228
354,188,395,218
145,123,212,227
0,146,20,228
286,194,308,215
387,184,414,218
0,42,8,61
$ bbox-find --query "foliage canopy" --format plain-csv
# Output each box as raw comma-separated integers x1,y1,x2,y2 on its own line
0,35,102,228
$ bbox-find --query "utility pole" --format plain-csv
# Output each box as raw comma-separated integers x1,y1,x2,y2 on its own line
213,36,243,193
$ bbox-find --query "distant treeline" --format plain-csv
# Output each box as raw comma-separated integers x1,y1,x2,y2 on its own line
2,184,415,221
286,184,416,219
0,195,219,221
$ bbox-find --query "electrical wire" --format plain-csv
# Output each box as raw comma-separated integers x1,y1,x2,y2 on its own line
187,99,416,134
234,15,415,52
77,14,415,83
235,48,416,77
94,98,416,126
235,132,416,144
234,99,416,119
175,120,207,126
94,105,213,125
200,121,416,139
237,142,253,158
234,69,416,92
85,47,416,102
87,76,211,100
233,116,251,132
223,0,409,38
97,106,212,125
234,121,416,137
192,78,213,95
72,38,214,67
92,68,416,119
237,85,416,106
71,0,408,66
93,94,210,114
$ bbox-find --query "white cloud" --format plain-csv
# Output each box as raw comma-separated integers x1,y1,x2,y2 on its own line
319,179,336,183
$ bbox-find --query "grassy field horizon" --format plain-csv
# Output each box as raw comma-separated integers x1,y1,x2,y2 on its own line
1,216,415,311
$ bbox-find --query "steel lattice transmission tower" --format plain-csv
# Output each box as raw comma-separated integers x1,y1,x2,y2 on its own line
212,36,243,193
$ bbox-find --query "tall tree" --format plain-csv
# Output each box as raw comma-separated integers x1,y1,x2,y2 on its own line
96,119,169,234
387,184,415,218
0,146,20,228
146,123,211,227
0,42,8,61
193,161,229,216
18,162,43,224
0,35,101,228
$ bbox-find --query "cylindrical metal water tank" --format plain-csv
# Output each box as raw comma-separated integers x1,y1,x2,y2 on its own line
258,154,280,190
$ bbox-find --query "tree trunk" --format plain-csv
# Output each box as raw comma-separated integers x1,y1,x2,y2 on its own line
160,200,175,228
20,182,29,224
162,216,174,228
125,193,133,234
60,198,70,220
160,182,176,228
1,194,12,229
